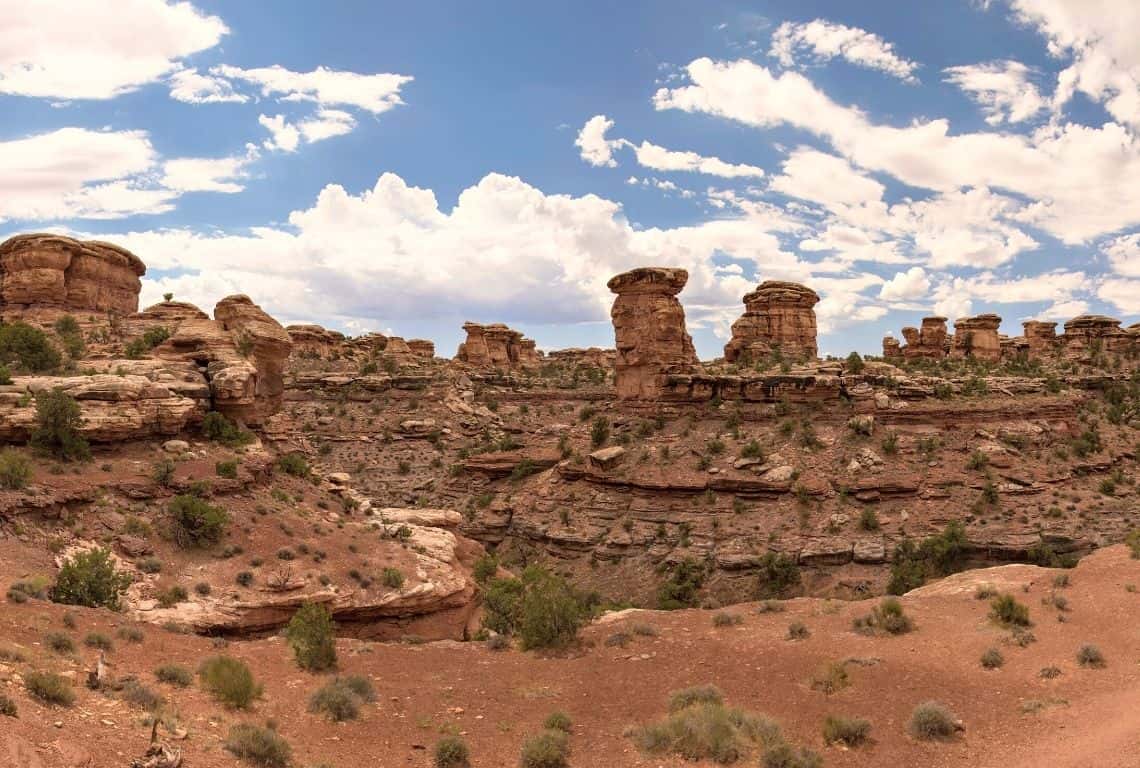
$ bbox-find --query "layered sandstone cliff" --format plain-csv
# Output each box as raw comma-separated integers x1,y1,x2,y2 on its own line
724,281,819,362
455,322,541,370
608,267,699,399
951,314,1002,361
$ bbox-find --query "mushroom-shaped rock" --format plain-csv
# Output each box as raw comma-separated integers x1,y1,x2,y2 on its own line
724,281,820,362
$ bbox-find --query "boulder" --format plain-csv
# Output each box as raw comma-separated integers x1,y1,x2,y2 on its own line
588,445,626,470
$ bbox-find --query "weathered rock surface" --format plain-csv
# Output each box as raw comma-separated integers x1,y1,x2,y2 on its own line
952,314,1002,361
0,233,145,321
724,281,819,362
609,267,699,399
900,317,949,359
455,322,540,370
286,323,346,357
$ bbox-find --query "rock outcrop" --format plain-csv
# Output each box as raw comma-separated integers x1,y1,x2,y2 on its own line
1062,315,1131,358
127,296,291,425
408,339,436,358
455,322,540,370
899,317,949,359
724,281,820,362
0,233,145,323
1022,321,1058,359
286,323,346,358
882,336,902,359
608,267,699,399
951,314,1002,361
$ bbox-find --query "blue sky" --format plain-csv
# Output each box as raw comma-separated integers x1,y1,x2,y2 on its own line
1,0,1138,358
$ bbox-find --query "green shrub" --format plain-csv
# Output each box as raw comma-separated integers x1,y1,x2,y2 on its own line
224,724,292,767
155,664,193,687
0,449,31,489
980,648,1004,669
887,522,968,594
590,416,610,447
45,631,75,654
286,602,337,672
761,743,823,768
858,508,880,531
481,566,584,650
757,552,800,598
822,715,870,746
1077,644,1105,668
215,459,239,479
308,675,375,721
0,693,15,717
989,594,1031,627
381,567,405,589
117,626,143,643
786,621,810,640
8,577,48,602
434,734,471,768
472,554,498,584
201,411,252,447
24,670,75,706
151,458,176,487
169,494,229,548
277,453,309,477
634,687,783,764
29,389,90,461
845,351,864,374
122,680,164,711
520,729,571,768
199,655,261,709
51,547,131,609
657,558,705,609
84,632,113,651
713,612,742,628
157,584,188,608
53,316,84,359
0,364,11,385
669,685,724,712
544,711,572,733
852,597,913,635
0,322,62,372
909,701,959,740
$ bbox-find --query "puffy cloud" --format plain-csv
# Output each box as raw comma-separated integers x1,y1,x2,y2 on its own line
83,172,891,348
1098,277,1140,315
298,109,357,143
1007,0,1140,129
769,19,919,82
930,270,1090,321
1103,232,1140,276
575,115,619,167
213,64,412,115
943,60,1047,124
258,114,301,153
576,116,764,177
0,127,172,220
168,67,247,104
160,148,257,194
654,57,1140,243
879,267,930,301
629,140,764,178
0,0,226,100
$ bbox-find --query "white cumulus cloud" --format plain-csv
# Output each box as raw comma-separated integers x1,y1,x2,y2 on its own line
769,19,919,82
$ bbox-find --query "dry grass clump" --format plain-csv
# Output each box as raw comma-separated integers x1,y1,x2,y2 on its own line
822,715,871,747
909,701,961,741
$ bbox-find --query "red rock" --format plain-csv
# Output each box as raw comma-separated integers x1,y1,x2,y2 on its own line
608,267,699,399
456,322,540,370
1022,321,1058,359
951,314,1002,361
407,339,435,358
724,281,819,362
899,317,949,359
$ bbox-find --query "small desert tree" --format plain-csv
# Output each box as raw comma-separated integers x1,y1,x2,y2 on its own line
30,388,90,461
51,547,132,609
286,602,337,672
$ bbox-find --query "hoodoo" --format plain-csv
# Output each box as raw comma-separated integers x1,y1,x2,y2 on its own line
723,281,819,362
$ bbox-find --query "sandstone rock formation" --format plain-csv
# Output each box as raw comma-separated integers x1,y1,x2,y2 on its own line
1062,315,1131,358
128,296,291,425
408,339,435,358
1022,321,1058,359
951,314,1002,361
899,317,949,359
882,336,902,359
0,233,145,324
455,322,540,370
723,281,820,362
286,323,346,358
608,267,699,399
546,347,615,370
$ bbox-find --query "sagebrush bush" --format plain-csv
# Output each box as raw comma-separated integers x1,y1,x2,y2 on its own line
308,675,375,721
201,412,253,446
199,655,261,709
122,680,164,712
0,693,15,717
434,734,471,768
25,670,75,706
224,724,291,767
51,548,131,609
634,686,784,764
520,729,571,768
822,715,870,746
909,701,959,741
761,742,823,768
381,567,404,589
84,632,113,651
980,648,1004,669
1077,644,1105,668
0,449,31,489
276,452,309,477
669,685,724,713
853,597,913,635
989,593,1031,627
286,602,336,672
787,621,810,640
544,711,572,733
45,631,75,654
155,664,193,687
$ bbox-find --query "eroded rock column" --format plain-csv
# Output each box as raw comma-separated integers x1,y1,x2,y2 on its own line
723,281,819,362
951,314,1002,361
608,267,699,399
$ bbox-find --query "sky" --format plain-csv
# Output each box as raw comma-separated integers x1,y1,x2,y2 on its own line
1,0,1138,358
